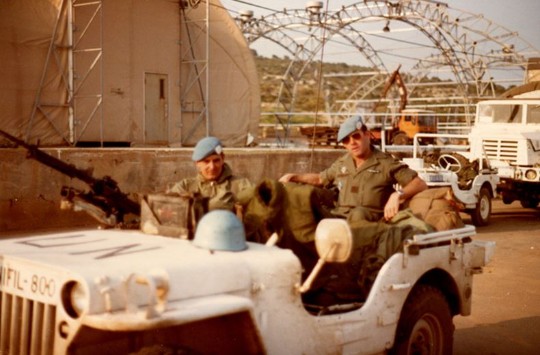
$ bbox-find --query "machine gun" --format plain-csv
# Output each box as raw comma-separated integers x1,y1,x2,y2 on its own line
0,129,140,228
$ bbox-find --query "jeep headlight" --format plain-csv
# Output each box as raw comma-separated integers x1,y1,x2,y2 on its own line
62,280,88,318
525,169,537,181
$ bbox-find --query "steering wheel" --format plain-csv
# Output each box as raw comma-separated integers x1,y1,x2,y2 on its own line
438,154,462,173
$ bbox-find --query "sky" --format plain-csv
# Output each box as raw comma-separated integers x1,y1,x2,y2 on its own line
220,0,540,84
222,0,540,51
450,0,540,50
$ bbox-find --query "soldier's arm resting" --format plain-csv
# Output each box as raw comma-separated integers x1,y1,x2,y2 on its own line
399,176,428,201
384,176,428,221
279,173,323,186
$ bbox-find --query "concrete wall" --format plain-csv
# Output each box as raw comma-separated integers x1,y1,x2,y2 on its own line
0,148,343,233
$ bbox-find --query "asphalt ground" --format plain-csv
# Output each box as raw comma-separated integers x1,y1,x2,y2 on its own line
453,199,540,354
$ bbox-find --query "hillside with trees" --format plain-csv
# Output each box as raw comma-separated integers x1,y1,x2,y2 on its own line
254,55,509,125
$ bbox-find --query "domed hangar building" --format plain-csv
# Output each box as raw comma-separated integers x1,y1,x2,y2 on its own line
0,0,260,147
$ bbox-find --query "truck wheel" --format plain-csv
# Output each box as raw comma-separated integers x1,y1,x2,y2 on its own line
501,193,514,205
470,187,491,226
520,199,539,209
389,285,453,355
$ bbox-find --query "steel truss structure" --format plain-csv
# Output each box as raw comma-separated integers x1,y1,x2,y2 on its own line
180,0,211,143
29,0,104,145
233,0,539,143
28,0,210,146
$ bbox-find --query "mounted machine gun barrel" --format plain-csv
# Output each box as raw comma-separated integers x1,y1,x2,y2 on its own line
0,129,140,228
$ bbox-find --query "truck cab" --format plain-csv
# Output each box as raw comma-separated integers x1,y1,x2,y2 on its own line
394,109,438,145
469,98,540,208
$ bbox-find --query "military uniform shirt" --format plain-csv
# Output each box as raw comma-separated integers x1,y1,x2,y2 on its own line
320,148,418,216
167,163,252,211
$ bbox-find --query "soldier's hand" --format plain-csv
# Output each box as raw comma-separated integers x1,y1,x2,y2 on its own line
384,192,401,221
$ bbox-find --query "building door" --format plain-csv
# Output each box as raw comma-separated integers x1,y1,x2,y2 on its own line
144,73,168,144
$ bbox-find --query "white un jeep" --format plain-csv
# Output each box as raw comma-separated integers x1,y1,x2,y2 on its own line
0,210,494,355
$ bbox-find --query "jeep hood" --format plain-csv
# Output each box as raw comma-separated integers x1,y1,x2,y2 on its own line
0,229,301,317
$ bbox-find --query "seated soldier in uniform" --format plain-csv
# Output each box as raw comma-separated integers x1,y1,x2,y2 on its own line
280,115,429,305
280,115,427,223
167,136,253,212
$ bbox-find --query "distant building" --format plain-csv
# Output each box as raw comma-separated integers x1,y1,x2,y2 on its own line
0,0,260,147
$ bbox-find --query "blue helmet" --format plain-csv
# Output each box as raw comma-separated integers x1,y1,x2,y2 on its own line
193,210,247,251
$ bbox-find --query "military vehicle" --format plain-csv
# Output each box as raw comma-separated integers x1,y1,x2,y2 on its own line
0,209,494,354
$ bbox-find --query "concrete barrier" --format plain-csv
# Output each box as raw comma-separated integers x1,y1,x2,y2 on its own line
0,147,343,232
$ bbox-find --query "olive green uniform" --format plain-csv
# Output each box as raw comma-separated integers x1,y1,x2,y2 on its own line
168,163,252,211
320,147,418,219
303,148,424,304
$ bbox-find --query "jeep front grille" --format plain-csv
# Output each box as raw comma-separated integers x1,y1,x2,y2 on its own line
0,290,55,355
482,139,519,163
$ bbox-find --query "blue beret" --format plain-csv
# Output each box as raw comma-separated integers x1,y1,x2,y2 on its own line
337,115,365,142
192,136,223,161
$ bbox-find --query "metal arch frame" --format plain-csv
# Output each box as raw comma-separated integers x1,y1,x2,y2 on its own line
343,0,535,91
399,1,528,92
347,1,534,84
239,10,388,72
439,5,535,97
240,1,473,128
237,1,472,130
240,19,324,145
234,0,538,142
379,0,536,121
237,12,317,145
322,22,390,81
443,5,535,66
237,9,390,145
329,16,472,120
332,73,391,119
332,2,472,107
319,2,480,128
275,23,393,142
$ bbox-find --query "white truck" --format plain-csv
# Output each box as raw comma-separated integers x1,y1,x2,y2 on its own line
0,210,494,355
469,97,540,209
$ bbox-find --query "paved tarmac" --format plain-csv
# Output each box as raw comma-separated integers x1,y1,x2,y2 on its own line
453,199,540,354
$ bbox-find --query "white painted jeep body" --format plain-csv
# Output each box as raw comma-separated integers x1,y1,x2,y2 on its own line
0,224,493,354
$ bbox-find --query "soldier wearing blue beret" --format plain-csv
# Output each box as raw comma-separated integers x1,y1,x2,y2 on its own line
280,115,429,305
280,115,427,222
168,136,252,212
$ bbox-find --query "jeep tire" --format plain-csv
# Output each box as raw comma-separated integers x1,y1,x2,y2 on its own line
469,186,491,226
389,285,453,355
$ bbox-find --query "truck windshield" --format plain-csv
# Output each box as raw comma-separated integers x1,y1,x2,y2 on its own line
529,105,540,124
477,104,523,124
